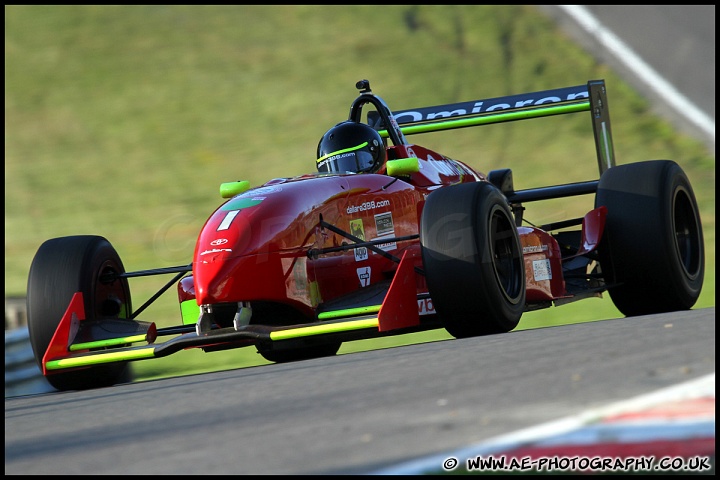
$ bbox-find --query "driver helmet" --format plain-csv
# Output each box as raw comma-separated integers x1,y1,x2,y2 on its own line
316,121,386,174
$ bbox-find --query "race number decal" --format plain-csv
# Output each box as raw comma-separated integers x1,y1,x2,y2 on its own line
418,297,436,315
217,210,240,231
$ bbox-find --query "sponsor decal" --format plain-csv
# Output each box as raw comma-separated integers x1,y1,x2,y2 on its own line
374,211,394,236
239,186,281,196
532,259,552,281
200,248,232,256
317,152,355,171
210,238,228,246
350,219,368,262
292,259,307,293
346,199,391,214
428,158,467,177
418,297,436,316
357,266,371,287
390,86,589,125
372,211,396,252
523,244,549,254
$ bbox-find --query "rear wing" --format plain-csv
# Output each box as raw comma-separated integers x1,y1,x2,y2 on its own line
369,80,615,176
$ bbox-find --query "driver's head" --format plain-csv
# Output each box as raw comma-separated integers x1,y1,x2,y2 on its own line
316,121,386,174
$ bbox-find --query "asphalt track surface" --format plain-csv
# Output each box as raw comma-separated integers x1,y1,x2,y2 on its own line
4,308,715,475
540,5,715,152
5,6,715,475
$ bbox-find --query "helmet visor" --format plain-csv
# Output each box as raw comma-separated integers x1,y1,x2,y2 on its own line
317,142,375,173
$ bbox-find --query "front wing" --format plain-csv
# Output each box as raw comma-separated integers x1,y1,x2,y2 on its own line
41,251,434,374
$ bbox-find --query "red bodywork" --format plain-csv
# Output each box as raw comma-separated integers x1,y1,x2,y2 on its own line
33,80,633,387
179,143,572,324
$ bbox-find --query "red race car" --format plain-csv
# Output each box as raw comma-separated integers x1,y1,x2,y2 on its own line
27,79,705,391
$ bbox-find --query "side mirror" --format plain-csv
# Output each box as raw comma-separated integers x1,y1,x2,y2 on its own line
386,157,420,177
220,180,250,198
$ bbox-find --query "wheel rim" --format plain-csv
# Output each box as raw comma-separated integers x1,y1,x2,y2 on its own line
489,206,523,302
94,260,131,319
673,187,702,279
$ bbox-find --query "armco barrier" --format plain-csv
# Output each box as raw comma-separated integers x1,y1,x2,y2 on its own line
5,327,56,397
5,296,27,330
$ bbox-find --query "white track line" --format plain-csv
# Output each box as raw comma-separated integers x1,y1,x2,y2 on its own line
373,373,715,475
558,5,714,142
374,9,716,474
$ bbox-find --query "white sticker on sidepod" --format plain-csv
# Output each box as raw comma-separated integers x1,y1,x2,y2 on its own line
532,259,552,281
372,211,396,252
418,297,436,315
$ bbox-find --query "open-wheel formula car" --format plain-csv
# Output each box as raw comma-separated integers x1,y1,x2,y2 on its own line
27,79,705,391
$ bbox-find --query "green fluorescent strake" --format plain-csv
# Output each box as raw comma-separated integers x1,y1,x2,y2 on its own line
46,346,157,370
270,318,379,341
378,102,590,138
318,305,381,320
69,334,149,351
45,316,382,370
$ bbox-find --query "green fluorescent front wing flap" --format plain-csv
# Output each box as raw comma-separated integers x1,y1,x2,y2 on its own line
44,251,428,373
45,316,382,371
43,294,383,372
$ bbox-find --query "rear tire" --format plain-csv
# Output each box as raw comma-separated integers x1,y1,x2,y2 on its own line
595,160,704,316
27,235,133,391
420,182,526,338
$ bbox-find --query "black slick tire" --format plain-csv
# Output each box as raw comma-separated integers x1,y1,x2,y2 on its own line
420,182,526,338
26,235,133,391
595,160,704,316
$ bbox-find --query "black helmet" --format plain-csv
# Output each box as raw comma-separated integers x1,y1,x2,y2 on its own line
316,121,386,174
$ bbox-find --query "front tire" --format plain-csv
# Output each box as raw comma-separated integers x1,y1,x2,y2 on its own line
420,182,526,338
26,235,133,391
595,160,704,316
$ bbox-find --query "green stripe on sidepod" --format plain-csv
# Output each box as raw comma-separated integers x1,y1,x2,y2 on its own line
269,318,379,341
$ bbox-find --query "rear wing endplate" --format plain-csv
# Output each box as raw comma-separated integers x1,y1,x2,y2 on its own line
370,79,616,176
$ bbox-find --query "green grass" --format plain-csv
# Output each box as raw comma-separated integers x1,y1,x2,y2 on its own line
5,5,714,382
